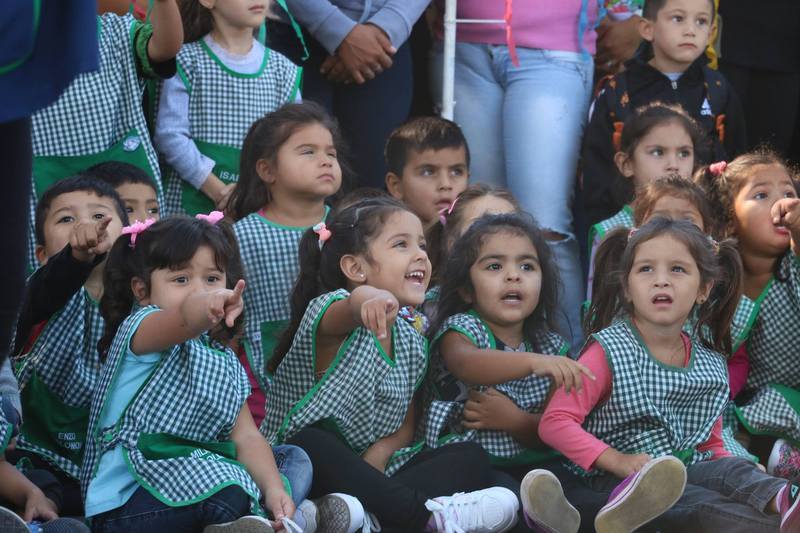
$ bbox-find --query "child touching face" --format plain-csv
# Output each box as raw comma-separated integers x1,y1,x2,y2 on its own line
87,161,160,223
385,117,470,227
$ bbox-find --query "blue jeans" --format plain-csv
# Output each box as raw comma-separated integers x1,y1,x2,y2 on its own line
273,443,312,506
430,41,593,350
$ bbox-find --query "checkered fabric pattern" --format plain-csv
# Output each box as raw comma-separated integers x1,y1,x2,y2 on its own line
0,409,11,456
81,306,262,512
162,40,301,215
569,320,729,477
28,13,165,267
720,401,758,461
234,211,325,390
14,289,104,478
261,290,429,476
730,294,758,352
588,205,634,251
738,386,800,444
423,312,568,462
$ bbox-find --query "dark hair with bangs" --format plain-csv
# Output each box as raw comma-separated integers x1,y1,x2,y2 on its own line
227,102,350,221
270,196,409,373
98,216,244,358
35,175,129,246
86,161,157,192
587,217,742,355
642,0,715,20
632,174,714,234
385,116,470,176
429,213,561,345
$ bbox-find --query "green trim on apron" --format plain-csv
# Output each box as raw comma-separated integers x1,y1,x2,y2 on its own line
258,319,287,380
588,204,634,257
0,0,40,75
181,140,240,216
19,370,89,469
33,128,154,199
198,38,270,78
735,384,800,447
273,0,309,61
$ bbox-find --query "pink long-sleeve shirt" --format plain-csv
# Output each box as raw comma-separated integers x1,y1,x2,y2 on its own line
539,335,731,472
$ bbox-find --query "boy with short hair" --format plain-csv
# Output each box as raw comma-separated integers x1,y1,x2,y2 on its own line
385,117,470,226
581,0,745,227
9,176,128,516
87,161,161,224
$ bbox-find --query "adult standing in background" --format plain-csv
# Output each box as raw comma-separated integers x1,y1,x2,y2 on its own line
719,0,800,155
266,0,429,188
430,1,599,350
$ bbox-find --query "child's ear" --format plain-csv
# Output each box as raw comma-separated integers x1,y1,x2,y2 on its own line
34,245,48,266
457,286,473,304
697,280,714,305
256,158,276,185
131,277,150,306
638,17,655,42
340,254,367,284
614,152,635,179
385,173,404,200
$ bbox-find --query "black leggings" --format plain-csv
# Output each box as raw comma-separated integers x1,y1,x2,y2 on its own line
288,428,494,532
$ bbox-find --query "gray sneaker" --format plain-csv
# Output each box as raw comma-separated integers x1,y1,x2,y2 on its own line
296,494,365,533
203,515,275,533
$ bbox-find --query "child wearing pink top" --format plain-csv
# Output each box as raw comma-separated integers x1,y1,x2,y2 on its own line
521,218,800,533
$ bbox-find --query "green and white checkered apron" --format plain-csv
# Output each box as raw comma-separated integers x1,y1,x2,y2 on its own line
423,311,567,465
588,205,634,257
0,405,13,456
736,253,800,444
81,306,263,512
569,320,729,477
28,13,165,268
261,290,429,476
162,39,301,216
13,289,104,479
233,209,327,393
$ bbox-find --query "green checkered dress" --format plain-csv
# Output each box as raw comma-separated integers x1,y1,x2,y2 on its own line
736,253,800,443
261,290,429,476
569,320,729,477
234,210,327,392
588,205,634,256
28,13,165,268
81,306,263,513
14,289,104,479
0,406,12,456
162,39,301,216
423,312,567,465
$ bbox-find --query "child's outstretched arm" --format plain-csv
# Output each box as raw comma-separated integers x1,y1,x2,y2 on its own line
361,398,416,473
440,332,595,392
231,405,294,523
315,285,399,374
771,198,800,256
146,0,183,63
539,342,651,478
131,280,245,354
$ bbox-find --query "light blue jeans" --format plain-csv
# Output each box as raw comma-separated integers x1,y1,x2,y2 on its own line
274,444,313,506
431,41,594,350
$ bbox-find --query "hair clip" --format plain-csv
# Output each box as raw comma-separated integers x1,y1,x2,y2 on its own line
121,218,156,247
708,236,720,253
628,227,638,240
196,211,224,224
709,161,727,176
313,222,331,250
438,198,459,226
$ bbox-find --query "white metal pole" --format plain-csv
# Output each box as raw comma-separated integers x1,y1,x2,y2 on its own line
442,0,457,120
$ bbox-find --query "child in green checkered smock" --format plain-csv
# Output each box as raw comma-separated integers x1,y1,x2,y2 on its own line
697,152,800,483
10,176,128,517
424,185,521,322
80,215,351,532
228,104,344,423
262,197,521,533
585,103,703,302
27,3,182,269
523,218,800,533
154,0,302,217
422,214,594,490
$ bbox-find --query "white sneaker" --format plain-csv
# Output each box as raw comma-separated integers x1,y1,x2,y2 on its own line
769,439,787,476
203,515,275,532
520,469,580,533
425,487,519,533
295,493,366,533
0,506,27,533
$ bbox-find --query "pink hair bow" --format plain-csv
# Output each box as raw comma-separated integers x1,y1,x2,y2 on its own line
438,198,459,226
709,161,727,177
196,211,224,224
313,222,331,250
121,218,156,247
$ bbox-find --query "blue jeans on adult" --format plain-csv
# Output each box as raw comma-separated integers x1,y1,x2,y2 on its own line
431,41,593,350
91,444,312,532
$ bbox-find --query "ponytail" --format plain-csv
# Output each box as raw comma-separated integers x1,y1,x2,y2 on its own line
98,235,139,359
693,238,743,355
585,227,631,336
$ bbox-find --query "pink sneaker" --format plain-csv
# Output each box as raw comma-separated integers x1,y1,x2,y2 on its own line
594,456,686,533
778,483,800,533
769,440,800,483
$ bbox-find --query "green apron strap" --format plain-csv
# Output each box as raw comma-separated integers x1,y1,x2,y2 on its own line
274,0,309,61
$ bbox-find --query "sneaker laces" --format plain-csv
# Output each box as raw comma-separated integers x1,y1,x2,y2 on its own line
361,511,381,533
425,492,485,533
280,517,303,533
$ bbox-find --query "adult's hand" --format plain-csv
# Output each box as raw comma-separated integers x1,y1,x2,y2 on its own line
320,55,354,84
335,23,396,84
596,15,642,75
